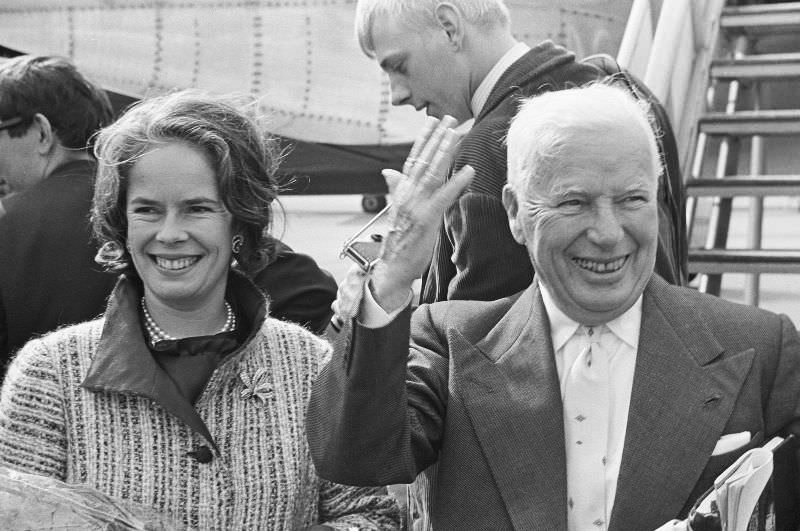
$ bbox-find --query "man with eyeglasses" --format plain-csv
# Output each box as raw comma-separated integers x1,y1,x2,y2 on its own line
0,55,116,371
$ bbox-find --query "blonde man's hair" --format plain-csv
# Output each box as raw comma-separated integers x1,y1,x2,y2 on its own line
355,0,511,57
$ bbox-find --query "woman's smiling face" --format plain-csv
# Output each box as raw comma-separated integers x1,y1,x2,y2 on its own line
126,141,234,311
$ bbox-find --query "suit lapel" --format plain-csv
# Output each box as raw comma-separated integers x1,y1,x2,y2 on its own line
452,285,568,530
610,277,755,530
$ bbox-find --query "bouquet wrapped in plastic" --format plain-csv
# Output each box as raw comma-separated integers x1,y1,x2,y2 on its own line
0,466,181,530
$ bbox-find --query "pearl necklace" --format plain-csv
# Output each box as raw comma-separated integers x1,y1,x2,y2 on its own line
141,297,236,344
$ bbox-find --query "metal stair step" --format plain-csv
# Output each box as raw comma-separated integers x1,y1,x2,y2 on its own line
711,53,800,80
689,249,800,274
699,110,800,135
686,175,800,196
722,2,800,33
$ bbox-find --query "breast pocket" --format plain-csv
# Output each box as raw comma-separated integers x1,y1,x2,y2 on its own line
695,430,764,494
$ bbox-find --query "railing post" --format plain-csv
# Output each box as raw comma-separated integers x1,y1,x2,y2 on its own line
746,84,765,306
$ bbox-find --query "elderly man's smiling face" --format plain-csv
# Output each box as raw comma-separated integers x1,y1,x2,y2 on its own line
508,125,659,325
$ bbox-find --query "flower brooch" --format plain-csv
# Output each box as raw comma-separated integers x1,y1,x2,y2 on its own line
239,367,273,404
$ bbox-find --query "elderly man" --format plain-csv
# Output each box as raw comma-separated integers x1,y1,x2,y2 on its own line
306,84,800,530
354,0,684,306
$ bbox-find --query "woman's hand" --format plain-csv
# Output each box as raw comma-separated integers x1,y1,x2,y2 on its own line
370,115,474,313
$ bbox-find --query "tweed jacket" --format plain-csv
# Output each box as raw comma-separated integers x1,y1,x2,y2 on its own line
307,275,800,530
0,277,399,530
421,41,683,305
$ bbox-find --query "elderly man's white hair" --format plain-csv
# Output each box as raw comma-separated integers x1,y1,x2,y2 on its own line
506,83,662,194
355,0,511,57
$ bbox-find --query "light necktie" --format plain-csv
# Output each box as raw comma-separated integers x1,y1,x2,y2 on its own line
563,325,610,530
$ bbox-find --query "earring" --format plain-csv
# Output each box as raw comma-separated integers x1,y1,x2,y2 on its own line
231,234,244,254
95,240,125,266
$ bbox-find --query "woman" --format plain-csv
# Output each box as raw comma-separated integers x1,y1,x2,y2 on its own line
0,90,399,530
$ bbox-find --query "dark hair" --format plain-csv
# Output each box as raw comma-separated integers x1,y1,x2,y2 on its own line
0,55,113,153
91,89,282,276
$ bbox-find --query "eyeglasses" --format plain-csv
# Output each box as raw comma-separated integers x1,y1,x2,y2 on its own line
0,116,24,131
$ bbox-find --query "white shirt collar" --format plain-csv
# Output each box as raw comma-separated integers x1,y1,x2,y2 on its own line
538,281,643,352
470,41,530,118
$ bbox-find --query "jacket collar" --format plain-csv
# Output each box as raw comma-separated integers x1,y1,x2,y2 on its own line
476,40,580,123
49,158,97,177
470,41,531,117
4,159,97,209
81,270,268,450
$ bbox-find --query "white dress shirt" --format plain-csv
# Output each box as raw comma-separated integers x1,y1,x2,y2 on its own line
540,282,642,528
359,285,411,327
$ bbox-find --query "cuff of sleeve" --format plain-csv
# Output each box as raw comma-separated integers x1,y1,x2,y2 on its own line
359,285,413,328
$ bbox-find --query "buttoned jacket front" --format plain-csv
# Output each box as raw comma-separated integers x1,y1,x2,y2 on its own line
0,275,398,530
307,275,800,530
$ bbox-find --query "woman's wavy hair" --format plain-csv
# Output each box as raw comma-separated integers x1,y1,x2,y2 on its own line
91,89,281,277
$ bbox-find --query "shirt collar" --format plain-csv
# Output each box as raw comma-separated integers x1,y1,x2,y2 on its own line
470,41,531,118
539,281,643,351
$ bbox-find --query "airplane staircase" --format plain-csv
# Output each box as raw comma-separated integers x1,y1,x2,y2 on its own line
619,0,800,308
687,1,800,305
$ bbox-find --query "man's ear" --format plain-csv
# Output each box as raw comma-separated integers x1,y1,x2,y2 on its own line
434,3,465,48
501,184,525,245
32,113,56,155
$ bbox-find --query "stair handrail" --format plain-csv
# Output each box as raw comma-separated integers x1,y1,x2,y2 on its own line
618,0,727,178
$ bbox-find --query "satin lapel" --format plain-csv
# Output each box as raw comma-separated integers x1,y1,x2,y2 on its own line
610,277,755,530
452,285,567,530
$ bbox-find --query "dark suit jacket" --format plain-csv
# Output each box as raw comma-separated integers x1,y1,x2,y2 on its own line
422,41,684,304
307,275,800,530
0,160,116,366
0,161,337,377
252,239,337,335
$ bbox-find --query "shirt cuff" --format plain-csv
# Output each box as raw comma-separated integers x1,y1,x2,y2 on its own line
359,284,413,328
